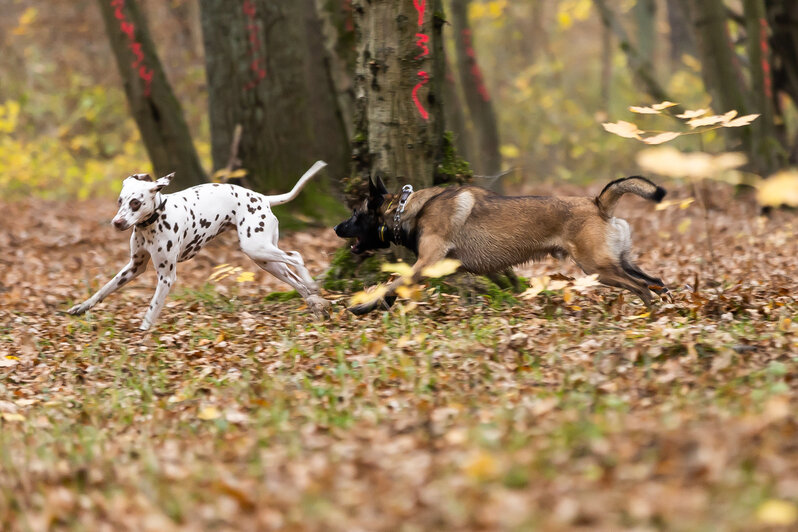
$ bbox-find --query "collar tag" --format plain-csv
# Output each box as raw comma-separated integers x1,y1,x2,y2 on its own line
393,184,413,226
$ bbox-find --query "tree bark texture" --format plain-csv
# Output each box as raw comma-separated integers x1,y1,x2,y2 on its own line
450,0,501,179
593,0,673,105
200,0,348,193
349,0,446,199
98,0,206,190
315,0,357,140
633,0,656,69
665,0,695,65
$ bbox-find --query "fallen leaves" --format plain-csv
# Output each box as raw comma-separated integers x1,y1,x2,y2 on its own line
1,187,797,531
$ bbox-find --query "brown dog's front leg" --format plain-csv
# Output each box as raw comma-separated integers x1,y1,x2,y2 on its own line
348,236,449,316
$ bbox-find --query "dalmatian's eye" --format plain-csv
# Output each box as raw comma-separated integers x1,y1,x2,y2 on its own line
117,197,122,206
129,199,141,211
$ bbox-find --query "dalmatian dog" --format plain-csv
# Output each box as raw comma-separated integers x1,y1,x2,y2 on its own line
67,161,331,330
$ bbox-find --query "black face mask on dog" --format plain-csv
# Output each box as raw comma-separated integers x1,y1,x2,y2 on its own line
333,177,391,254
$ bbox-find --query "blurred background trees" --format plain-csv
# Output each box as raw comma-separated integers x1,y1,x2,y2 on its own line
2,0,798,202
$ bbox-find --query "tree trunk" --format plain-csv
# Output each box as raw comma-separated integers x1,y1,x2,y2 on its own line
665,0,695,66
200,0,348,193
450,0,501,179
315,0,357,140
593,0,673,105
633,0,657,68
97,0,206,190
348,0,449,201
743,0,779,172
442,56,475,168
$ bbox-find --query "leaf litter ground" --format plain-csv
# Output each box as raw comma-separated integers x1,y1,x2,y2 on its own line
1,182,797,530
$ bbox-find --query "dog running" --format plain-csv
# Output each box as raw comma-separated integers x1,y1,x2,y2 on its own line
334,175,669,315
67,161,331,330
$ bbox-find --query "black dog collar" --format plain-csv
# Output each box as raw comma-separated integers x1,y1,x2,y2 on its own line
137,197,167,228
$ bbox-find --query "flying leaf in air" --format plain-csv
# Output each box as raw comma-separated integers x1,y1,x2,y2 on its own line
652,101,678,110
642,132,681,145
676,108,708,119
421,258,461,278
722,114,760,128
602,120,643,139
629,106,660,114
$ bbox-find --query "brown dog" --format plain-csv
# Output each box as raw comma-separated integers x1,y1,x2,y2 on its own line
334,176,669,315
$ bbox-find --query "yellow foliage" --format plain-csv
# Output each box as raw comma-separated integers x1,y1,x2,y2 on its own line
756,499,798,526
757,170,798,207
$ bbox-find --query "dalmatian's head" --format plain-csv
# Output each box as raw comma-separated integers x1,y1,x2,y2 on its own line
111,172,173,230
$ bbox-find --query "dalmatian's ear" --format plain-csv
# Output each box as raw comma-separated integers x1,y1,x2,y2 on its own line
130,173,152,182
152,172,175,192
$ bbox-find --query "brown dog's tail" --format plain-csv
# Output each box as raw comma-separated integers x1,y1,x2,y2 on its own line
595,176,666,217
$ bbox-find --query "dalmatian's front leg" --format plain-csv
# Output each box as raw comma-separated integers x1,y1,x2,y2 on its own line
68,239,149,315
139,259,177,331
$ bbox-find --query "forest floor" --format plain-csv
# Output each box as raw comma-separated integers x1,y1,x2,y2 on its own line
1,182,797,531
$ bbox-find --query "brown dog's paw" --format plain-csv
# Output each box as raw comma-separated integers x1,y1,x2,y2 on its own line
347,295,396,316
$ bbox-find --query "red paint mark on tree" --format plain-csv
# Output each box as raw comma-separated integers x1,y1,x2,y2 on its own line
461,29,490,102
343,0,354,33
110,0,153,97
412,71,430,120
243,0,267,91
412,1,430,120
414,33,429,60
760,18,772,100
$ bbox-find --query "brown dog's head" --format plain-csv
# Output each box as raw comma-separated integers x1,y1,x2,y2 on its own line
334,176,392,254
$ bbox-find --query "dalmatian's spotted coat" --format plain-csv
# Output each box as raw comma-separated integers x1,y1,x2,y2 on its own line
67,161,331,330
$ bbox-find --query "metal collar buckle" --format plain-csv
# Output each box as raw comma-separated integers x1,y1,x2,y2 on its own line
393,184,413,239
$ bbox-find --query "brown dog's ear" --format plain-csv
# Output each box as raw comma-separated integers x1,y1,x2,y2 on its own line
374,174,388,195
368,176,385,209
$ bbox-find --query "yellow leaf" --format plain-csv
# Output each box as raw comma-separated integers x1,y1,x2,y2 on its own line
602,120,643,139
381,262,414,278
679,198,695,209
464,451,498,481
235,271,255,283
558,11,573,29
757,499,798,526
214,332,225,344
757,170,798,207
642,132,681,145
572,274,601,290
676,108,708,119
2,412,25,422
350,284,388,306
625,312,651,320
652,101,678,110
563,288,574,303
500,144,520,159
722,113,760,128
396,284,422,300
779,317,793,332
677,218,692,234
197,406,221,420
421,258,461,278
12,7,37,35
629,105,660,114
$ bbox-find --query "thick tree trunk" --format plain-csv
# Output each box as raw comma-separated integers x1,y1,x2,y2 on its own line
443,56,475,168
98,0,206,189
200,0,348,193
743,0,779,172
450,0,501,179
348,0,448,200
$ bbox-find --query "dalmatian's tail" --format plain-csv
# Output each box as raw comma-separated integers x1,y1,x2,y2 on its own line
267,160,328,206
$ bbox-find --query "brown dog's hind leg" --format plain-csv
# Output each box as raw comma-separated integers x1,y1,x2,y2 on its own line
595,264,655,307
